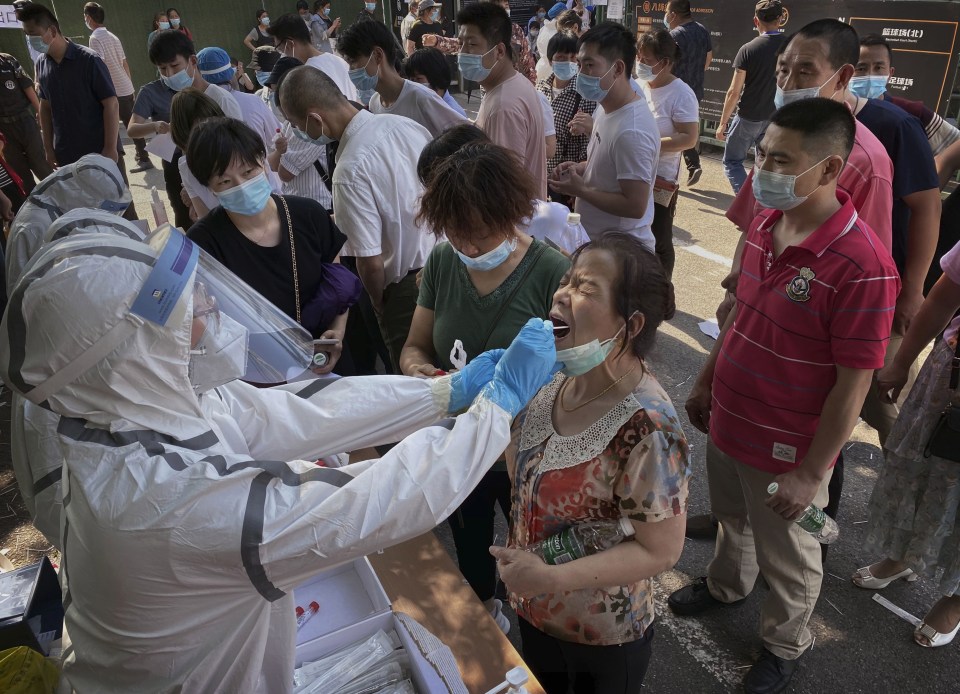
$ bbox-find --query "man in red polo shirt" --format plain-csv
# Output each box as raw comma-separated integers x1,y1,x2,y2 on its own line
668,98,899,694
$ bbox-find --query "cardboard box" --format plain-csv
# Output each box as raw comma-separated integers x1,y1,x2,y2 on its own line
293,556,465,693
0,558,63,656
293,556,391,647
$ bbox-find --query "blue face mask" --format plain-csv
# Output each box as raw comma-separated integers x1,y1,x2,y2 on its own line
431,9,440,21
261,16,270,26
159,21,171,30
553,61,577,81
455,237,517,271
575,62,616,101
256,71,271,87
216,172,273,215
365,2,377,11
293,115,333,146
849,75,888,99
349,54,379,92
324,7,331,16
538,11,546,19
556,322,629,376
753,158,827,211
28,35,49,54
663,15,671,29
161,65,194,92
458,46,497,83
171,18,182,28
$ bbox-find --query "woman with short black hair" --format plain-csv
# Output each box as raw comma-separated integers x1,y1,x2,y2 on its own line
185,117,359,373
404,48,466,117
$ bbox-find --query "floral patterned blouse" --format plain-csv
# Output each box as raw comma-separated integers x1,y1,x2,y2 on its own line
507,372,690,646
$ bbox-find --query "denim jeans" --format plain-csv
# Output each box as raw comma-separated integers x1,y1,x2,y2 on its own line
722,115,767,193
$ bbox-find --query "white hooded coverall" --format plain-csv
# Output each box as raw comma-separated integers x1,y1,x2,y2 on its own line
0,235,514,693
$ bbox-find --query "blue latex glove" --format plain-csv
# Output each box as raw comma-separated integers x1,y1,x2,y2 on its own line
479,318,560,417
448,348,506,412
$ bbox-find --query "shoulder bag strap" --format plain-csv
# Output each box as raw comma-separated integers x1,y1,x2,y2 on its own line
279,195,302,324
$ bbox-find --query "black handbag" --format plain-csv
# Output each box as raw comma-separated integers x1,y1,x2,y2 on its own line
924,338,960,462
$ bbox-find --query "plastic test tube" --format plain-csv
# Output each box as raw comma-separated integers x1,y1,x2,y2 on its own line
295,600,320,630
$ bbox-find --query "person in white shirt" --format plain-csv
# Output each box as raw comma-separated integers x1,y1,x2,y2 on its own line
549,21,659,252
401,0,419,55
84,2,152,172
637,29,699,280
264,56,333,211
337,19,465,136
147,29,243,120
196,47,281,151
280,65,437,371
268,13,358,101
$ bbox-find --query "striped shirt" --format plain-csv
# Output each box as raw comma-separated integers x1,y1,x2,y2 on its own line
88,27,133,97
711,192,900,474
279,120,333,210
727,120,894,252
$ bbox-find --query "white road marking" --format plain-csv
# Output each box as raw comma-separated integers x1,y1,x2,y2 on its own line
654,568,749,690
676,242,733,268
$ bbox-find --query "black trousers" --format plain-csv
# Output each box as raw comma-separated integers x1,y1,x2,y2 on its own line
651,192,678,281
0,111,53,193
448,469,511,602
519,618,654,694
164,152,192,230
117,94,148,162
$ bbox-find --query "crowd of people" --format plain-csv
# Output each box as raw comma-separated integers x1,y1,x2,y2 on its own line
0,1,959,693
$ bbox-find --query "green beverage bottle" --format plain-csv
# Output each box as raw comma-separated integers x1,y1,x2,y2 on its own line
766,482,839,544
528,518,636,565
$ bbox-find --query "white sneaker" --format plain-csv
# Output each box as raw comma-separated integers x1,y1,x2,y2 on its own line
490,599,511,634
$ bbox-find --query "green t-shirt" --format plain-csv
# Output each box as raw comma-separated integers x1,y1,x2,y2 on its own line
418,239,570,371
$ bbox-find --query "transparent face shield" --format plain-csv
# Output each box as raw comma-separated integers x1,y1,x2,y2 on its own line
142,225,314,385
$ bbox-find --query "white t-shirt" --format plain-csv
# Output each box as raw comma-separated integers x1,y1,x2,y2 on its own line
538,92,556,137
229,88,282,151
576,97,659,251
204,84,243,120
332,110,437,284
368,80,466,138
305,53,359,102
641,78,699,184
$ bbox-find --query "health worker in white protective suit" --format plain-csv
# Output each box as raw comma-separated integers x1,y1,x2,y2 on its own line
0,225,558,693
4,154,131,295
10,209,146,548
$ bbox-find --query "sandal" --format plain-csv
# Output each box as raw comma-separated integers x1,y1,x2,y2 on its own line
852,565,918,590
915,619,960,648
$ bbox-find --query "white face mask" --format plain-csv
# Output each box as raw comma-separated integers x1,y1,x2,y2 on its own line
774,67,843,109
188,312,249,392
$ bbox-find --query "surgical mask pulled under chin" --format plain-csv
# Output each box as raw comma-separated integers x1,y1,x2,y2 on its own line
849,75,888,99
189,313,249,393
753,158,828,211
774,68,842,109
556,323,627,377
456,237,517,271
216,172,273,216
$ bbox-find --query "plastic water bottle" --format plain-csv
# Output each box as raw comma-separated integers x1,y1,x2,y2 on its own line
766,482,839,544
527,518,635,565
563,212,590,253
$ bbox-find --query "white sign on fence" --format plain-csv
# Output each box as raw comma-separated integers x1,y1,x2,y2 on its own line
0,5,22,30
